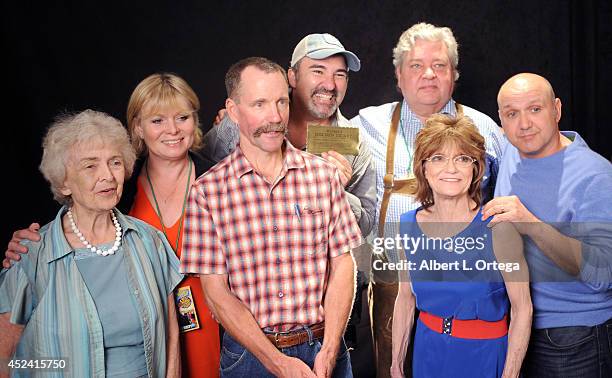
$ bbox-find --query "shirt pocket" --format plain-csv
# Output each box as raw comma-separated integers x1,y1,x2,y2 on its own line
292,205,327,255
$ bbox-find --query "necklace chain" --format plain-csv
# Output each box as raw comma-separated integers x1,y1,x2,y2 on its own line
145,157,192,251
67,208,122,256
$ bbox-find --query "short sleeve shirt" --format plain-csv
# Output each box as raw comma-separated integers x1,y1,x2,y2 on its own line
180,143,362,331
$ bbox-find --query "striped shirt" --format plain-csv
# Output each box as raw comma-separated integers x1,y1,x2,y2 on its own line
180,143,362,331
0,207,183,378
352,99,505,262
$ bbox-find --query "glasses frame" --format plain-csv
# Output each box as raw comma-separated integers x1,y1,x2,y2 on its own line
423,154,477,168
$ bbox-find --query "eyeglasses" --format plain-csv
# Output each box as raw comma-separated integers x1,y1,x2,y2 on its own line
424,154,477,167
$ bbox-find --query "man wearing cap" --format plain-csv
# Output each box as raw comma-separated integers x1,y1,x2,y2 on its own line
202,33,376,238
350,22,505,377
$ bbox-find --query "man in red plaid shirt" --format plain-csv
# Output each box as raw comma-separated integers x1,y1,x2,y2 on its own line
180,57,363,377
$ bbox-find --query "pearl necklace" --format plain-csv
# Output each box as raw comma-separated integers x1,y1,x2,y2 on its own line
67,208,122,256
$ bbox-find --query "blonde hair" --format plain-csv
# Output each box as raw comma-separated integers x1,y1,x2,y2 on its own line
126,73,203,156
408,113,485,210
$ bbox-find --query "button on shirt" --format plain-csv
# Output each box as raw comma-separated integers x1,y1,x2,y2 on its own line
180,143,362,331
0,207,183,378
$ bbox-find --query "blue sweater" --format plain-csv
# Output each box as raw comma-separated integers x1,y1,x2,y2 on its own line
495,131,612,328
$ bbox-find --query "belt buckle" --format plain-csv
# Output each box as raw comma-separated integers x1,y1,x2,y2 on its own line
442,317,453,335
273,332,281,347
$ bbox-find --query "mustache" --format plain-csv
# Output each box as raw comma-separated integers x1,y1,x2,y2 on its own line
252,123,287,138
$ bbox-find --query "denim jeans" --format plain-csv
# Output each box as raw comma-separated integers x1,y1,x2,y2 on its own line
523,317,612,377
219,328,352,377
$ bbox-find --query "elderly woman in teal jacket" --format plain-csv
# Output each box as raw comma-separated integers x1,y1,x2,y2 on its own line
0,110,182,377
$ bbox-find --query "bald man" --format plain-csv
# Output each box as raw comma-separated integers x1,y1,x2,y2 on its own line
483,73,612,377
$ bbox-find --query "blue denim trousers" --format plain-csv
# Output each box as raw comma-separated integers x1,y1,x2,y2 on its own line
523,317,612,377
219,328,352,377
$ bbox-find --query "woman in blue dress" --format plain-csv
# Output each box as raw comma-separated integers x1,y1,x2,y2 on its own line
390,114,532,378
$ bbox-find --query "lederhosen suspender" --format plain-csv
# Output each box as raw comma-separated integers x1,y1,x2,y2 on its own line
377,102,464,237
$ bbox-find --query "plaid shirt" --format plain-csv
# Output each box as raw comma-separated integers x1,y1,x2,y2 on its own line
180,142,362,331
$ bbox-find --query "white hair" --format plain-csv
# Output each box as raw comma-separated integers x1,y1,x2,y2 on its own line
392,22,460,80
39,109,136,205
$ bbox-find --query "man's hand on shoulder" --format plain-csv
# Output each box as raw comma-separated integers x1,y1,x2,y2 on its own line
2,223,40,268
482,196,540,235
213,109,228,126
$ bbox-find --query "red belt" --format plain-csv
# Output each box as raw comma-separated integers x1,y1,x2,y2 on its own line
419,311,508,339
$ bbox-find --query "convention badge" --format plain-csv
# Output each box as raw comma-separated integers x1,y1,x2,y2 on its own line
306,124,359,156
175,286,200,333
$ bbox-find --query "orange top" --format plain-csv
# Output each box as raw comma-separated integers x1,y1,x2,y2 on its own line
130,179,220,377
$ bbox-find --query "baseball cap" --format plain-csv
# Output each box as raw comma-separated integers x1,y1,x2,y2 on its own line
290,33,361,72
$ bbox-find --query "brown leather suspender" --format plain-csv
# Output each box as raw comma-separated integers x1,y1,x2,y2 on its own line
378,104,402,237
377,103,464,237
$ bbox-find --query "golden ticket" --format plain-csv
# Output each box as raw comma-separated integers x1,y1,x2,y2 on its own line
306,124,359,156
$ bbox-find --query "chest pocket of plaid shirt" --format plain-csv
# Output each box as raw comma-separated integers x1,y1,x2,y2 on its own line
292,205,327,255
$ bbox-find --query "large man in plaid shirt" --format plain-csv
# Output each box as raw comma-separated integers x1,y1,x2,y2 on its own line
180,57,363,377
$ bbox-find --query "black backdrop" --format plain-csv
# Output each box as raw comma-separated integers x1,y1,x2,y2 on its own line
2,0,611,250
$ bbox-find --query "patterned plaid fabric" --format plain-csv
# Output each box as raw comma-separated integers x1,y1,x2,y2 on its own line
180,142,362,331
